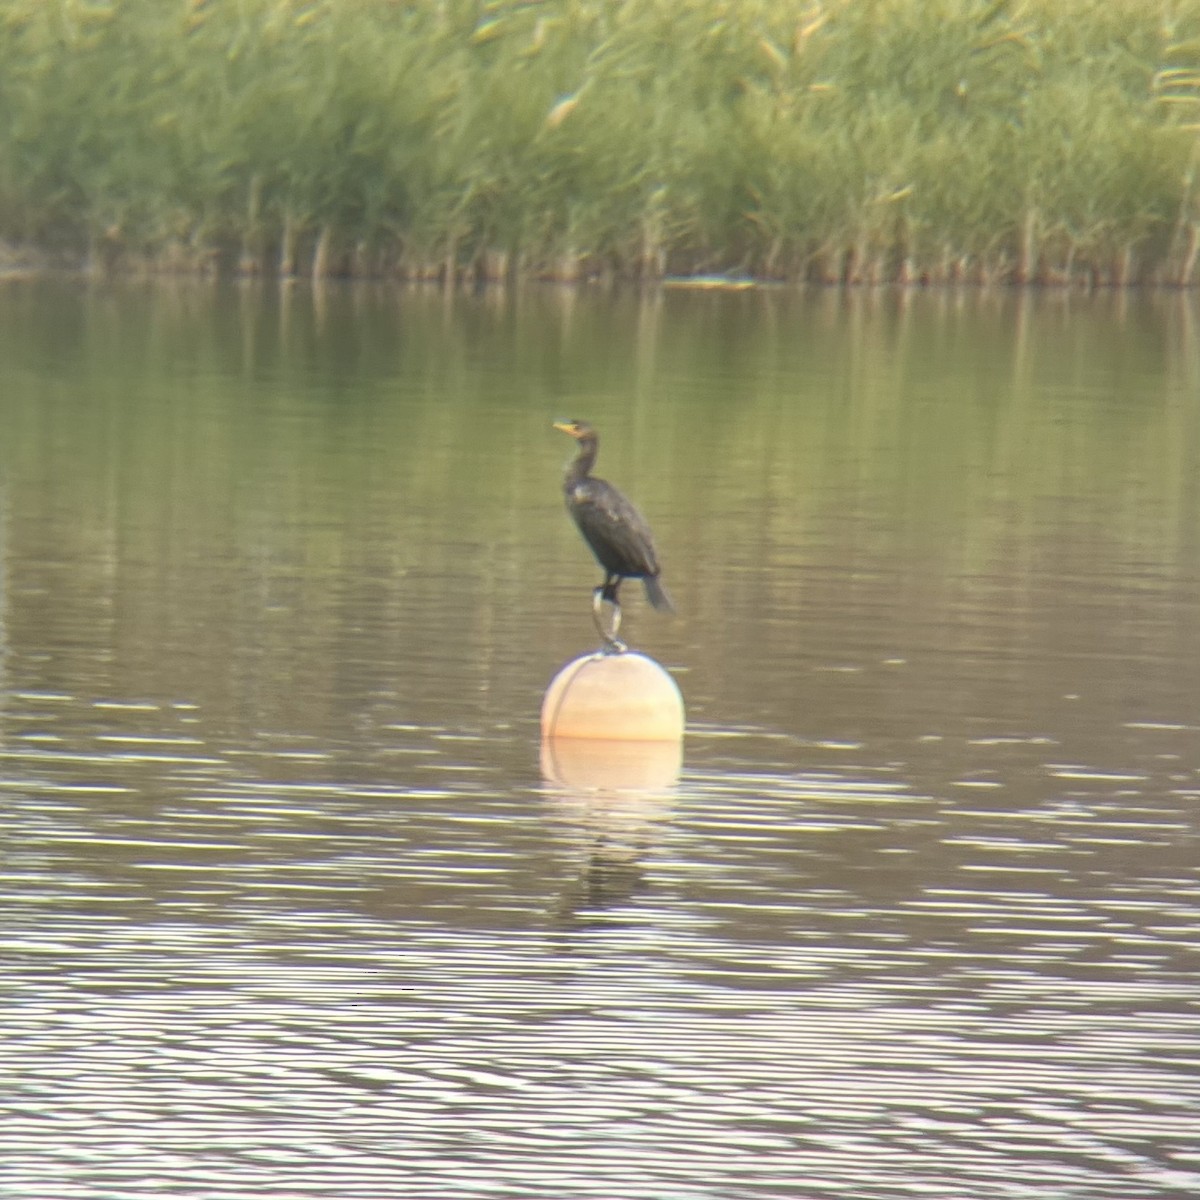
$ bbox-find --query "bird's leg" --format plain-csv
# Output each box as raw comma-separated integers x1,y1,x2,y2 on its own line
592,580,626,654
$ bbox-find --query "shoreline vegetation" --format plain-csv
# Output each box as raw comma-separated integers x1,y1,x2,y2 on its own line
3,1,1200,286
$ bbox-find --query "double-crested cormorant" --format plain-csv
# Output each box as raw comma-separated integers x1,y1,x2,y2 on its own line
554,418,674,647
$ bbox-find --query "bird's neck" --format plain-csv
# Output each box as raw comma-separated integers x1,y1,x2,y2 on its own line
564,437,598,487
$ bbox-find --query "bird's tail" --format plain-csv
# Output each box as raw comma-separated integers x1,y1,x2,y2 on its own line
643,575,675,614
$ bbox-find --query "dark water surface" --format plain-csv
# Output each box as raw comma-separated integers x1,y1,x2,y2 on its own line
2,280,1198,1199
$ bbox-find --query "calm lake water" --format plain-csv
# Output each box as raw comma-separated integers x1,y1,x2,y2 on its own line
2,279,1198,1199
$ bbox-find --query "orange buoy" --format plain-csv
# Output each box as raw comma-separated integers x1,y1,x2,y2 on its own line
541,651,684,742
540,734,682,790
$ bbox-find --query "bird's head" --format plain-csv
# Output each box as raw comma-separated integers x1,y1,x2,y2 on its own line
553,418,595,440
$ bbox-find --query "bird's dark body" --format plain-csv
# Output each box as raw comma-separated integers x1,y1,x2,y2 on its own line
554,419,674,614
565,478,660,580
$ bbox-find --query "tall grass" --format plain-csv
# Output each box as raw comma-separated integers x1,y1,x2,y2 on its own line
1,0,1199,284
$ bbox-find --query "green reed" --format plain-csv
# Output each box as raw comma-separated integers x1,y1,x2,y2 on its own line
1,0,1199,283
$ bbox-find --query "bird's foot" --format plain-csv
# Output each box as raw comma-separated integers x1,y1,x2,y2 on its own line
591,589,626,653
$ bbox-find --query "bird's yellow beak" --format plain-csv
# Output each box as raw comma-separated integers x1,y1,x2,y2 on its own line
552,420,578,437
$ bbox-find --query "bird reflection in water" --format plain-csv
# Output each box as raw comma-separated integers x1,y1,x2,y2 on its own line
553,419,674,653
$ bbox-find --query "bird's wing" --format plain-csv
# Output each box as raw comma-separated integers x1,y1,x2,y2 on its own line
570,480,661,575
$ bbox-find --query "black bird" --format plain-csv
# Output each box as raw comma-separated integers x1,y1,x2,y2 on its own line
554,419,674,646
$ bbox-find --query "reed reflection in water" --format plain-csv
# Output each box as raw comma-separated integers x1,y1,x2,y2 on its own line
1,280,1198,1199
